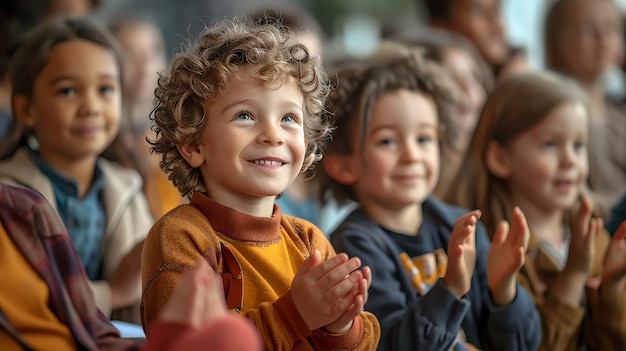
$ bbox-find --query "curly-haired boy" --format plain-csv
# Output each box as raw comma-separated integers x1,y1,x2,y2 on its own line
140,16,380,350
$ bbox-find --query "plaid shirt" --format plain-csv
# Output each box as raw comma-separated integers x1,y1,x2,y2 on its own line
0,183,136,351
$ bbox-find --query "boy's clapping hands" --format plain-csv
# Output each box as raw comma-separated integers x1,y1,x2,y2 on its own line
291,250,371,334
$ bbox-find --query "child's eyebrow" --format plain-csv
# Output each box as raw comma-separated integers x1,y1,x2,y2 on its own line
370,122,437,133
50,73,119,85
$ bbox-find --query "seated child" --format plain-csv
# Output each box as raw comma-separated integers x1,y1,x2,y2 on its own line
140,15,381,350
0,16,152,323
319,42,541,350
446,71,626,350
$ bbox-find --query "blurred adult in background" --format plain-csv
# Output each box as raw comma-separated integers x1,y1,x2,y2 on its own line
545,0,626,218
421,0,529,80
103,11,182,219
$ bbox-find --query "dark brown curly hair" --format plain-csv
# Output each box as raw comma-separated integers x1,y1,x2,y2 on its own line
150,15,331,198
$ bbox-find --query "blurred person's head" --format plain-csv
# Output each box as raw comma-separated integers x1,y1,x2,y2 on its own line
545,0,624,83
391,28,491,146
109,12,167,132
423,0,508,67
248,6,324,58
42,0,100,21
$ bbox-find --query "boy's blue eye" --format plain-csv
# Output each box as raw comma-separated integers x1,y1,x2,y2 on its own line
236,113,253,120
282,115,296,123
543,141,556,148
379,138,394,145
574,141,585,150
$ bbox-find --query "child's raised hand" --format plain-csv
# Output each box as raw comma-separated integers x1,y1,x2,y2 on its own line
158,259,227,328
443,210,480,299
323,265,371,334
291,250,365,333
563,197,599,277
487,207,529,306
600,220,626,299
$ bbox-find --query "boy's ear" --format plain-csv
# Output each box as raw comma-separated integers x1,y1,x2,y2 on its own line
13,95,34,127
177,142,204,168
485,141,511,179
323,154,358,185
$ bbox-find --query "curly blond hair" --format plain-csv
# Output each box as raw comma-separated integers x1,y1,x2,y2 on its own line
150,16,331,198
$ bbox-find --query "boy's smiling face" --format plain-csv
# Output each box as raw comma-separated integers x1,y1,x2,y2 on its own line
342,89,440,211
181,67,306,214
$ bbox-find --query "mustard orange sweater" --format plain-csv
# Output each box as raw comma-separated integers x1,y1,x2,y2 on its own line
141,192,380,350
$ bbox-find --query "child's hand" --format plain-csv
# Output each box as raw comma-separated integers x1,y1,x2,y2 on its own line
443,210,480,299
291,250,365,332
563,197,599,277
109,240,144,308
600,221,626,299
487,207,529,306
323,265,371,334
550,199,601,307
159,259,227,327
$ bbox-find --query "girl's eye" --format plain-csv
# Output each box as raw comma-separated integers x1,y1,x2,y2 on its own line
58,87,75,96
417,136,433,144
379,138,394,146
574,141,585,150
235,113,253,120
543,141,556,148
100,86,115,95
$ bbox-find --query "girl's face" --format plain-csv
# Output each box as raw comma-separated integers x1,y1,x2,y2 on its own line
16,40,121,164
499,101,589,213
346,89,440,210
557,0,623,81
443,47,486,135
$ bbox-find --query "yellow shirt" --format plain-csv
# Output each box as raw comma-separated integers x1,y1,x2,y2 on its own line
0,221,76,351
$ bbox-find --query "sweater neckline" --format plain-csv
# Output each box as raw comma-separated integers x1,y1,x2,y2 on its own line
190,192,282,242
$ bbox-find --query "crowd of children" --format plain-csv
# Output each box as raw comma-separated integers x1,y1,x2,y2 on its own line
0,0,625,350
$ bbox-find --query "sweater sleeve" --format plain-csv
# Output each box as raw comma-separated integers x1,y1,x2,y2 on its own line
517,252,585,350
474,224,541,351
140,211,221,335
331,224,470,351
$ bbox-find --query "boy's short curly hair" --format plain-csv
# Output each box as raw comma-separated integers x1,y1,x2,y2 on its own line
319,42,460,205
150,16,331,198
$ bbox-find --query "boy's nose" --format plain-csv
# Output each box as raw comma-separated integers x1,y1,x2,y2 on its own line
257,124,285,146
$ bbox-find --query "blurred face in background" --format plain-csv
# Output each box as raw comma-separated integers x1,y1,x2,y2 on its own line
443,47,486,136
43,0,93,19
114,22,166,124
552,0,624,82
442,0,508,66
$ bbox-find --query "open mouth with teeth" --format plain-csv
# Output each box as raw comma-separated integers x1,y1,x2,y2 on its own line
252,160,284,166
